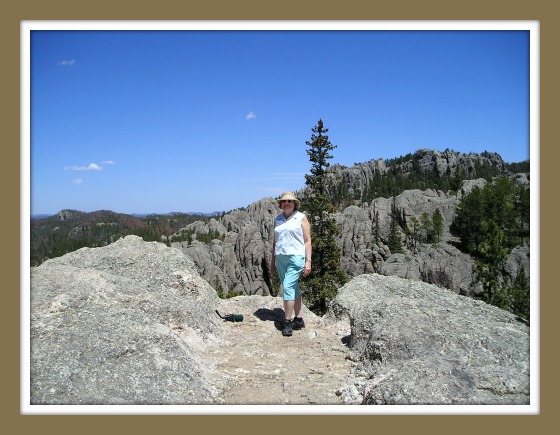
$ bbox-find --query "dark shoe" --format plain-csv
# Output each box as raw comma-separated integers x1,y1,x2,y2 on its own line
282,320,293,337
292,317,305,330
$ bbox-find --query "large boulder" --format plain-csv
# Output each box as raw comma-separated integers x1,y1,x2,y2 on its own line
327,274,530,405
30,235,224,405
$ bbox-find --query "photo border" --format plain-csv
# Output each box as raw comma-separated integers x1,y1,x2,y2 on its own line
2,1,558,433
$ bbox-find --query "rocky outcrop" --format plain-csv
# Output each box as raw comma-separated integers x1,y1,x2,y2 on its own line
338,188,471,292
29,236,532,406
414,149,506,177
171,198,279,296
325,149,506,200
173,188,469,296
173,182,527,298
30,236,224,405
167,150,528,298
505,244,531,286
376,244,477,296
29,236,353,406
326,274,530,405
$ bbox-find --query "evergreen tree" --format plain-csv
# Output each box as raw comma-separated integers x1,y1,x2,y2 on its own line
420,212,433,244
452,177,530,256
515,184,531,245
483,177,517,245
474,220,509,308
301,119,348,315
451,186,486,254
388,196,404,254
373,210,381,246
510,266,530,322
407,215,421,253
432,208,444,244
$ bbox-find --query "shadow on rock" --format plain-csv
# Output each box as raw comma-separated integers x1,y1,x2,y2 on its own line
253,307,285,322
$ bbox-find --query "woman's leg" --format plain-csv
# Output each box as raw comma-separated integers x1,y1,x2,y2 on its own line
284,299,295,320
281,256,305,320
294,295,302,318
275,255,292,321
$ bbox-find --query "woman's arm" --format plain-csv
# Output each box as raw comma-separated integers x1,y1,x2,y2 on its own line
301,215,312,277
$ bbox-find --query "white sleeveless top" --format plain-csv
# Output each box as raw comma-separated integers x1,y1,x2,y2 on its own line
274,211,306,256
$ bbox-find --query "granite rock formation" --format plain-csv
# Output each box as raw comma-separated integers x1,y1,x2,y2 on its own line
327,274,530,405
29,236,531,406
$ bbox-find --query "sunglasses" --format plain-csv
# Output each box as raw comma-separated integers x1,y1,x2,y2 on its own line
280,200,294,204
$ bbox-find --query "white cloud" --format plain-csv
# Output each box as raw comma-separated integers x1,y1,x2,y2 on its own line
101,160,116,165
72,178,83,184
64,163,103,171
57,60,76,66
246,111,256,121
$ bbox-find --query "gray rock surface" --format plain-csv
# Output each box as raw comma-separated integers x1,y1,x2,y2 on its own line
172,198,278,296
175,179,528,298
326,149,506,201
29,236,532,406
326,273,530,405
337,188,478,295
30,235,224,405
29,235,355,406
377,244,477,296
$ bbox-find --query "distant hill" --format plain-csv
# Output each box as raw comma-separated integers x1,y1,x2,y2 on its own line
30,209,218,266
31,214,56,220
131,211,223,218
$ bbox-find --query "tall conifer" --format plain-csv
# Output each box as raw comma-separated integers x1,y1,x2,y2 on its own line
388,196,404,254
301,119,348,315
432,208,444,244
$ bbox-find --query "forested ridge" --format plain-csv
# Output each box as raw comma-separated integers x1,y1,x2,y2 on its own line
324,149,528,210
30,210,221,266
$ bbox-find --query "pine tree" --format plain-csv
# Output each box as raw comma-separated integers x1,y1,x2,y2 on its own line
510,266,530,322
432,208,444,244
420,212,433,244
388,196,404,254
301,119,348,315
515,184,530,245
373,210,381,246
475,220,509,308
452,177,530,256
451,186,485,254
408,215,421,253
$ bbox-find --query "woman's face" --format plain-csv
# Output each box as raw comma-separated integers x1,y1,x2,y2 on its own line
281,199,295,214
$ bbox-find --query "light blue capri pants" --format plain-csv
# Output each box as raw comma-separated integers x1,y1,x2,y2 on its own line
275,254,306,301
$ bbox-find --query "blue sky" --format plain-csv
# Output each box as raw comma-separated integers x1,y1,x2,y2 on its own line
28,25,532,215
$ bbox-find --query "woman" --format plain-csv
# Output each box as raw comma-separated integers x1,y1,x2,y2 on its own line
270,192,312,337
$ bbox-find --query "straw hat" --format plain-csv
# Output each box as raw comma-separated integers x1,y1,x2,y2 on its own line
276,191,300,208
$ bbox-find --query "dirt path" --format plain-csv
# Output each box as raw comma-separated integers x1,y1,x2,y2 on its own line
200,296,360,405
